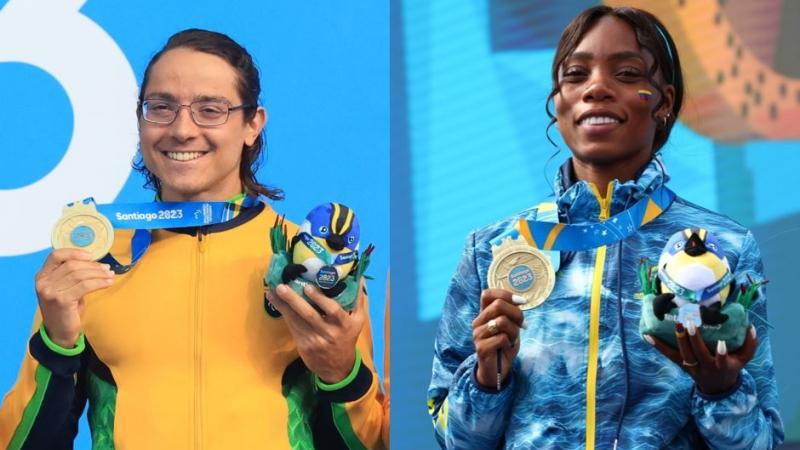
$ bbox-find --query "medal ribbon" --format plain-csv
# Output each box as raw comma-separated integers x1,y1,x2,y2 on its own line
92,193,257,229
657,267,734,303
492,186,676,251
87,194,258,273
297,232,357,266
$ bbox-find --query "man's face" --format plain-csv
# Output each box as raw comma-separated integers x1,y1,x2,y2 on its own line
139,48,265,201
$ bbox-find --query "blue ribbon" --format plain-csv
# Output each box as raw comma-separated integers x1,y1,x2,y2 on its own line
92,197,256,229
658,266,734,303
492,186,676,252
297,232,357,266
83,195,258,273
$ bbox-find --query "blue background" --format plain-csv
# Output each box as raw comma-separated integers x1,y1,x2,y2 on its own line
0,1,388,448
391,0,800,448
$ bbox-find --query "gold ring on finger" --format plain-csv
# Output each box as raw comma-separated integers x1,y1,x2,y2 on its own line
487,319,500,336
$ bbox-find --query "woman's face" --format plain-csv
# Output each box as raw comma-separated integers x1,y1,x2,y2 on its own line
554,16,674,168
139,48,266,202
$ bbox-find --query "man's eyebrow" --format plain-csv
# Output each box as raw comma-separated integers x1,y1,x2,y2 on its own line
143,92,177,101
566,50,645,63
141,93,231,103
193,95,230,103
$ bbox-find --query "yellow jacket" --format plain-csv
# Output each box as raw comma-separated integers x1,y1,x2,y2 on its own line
0,202,384,449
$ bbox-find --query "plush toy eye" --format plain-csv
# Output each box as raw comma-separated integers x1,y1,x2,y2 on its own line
318,226,328,234
674,241,684,251
348,235,355,244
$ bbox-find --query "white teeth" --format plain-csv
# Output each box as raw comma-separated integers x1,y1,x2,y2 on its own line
581,116,620,125
165,152,205,161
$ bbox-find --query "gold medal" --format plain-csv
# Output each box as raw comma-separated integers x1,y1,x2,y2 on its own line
51,201,114,261
488,236,555,310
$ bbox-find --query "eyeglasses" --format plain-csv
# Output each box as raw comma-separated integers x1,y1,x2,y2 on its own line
141,99,254,126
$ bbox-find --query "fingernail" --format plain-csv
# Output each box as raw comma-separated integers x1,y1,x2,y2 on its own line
102,264,111,270
643,334,655,346
717,339,727,356
687,321,696,337
521,320,528,330
303,284,314,295
750,326,757,340
512,295,526,305
276,284,288,295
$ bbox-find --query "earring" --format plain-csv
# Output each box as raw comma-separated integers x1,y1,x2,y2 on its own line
659,113,670,129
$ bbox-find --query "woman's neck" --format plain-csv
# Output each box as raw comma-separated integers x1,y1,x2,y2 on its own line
570,153,652,198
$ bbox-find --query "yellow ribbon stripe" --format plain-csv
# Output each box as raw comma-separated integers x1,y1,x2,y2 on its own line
640,199,663,226
542,223,565,251
516,218,538,248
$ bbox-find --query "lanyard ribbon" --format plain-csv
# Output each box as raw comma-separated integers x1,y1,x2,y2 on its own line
92,194,258,273
95,195,256,230
492,186,675,251
297,232,357,266
658,267,734,302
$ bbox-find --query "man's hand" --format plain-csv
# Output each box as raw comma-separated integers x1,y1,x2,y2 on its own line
35,249,115,348
268,280,365,384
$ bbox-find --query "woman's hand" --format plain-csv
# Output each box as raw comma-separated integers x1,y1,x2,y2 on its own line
35,249,116,348
472,288,525,389
268,281,365,384
646,321,758,395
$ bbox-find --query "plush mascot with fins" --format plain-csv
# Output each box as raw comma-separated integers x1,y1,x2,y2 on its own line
265,202,374,312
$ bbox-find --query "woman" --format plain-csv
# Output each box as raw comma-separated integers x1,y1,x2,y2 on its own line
428,6,783,449
0,30,384,449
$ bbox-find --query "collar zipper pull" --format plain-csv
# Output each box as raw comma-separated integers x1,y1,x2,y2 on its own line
197,229,207,252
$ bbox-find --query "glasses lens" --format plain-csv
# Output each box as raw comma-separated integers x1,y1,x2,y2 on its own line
191,101,229,126
143,100,177,124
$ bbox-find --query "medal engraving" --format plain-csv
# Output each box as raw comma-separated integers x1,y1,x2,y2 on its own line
52,201,114,261
316,265,339,290
488,236,555,310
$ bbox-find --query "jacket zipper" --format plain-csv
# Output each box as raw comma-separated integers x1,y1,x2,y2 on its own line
194,229,206,449
585,181,613,450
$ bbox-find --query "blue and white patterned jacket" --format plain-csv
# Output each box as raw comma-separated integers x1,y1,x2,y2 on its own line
428,157,784,449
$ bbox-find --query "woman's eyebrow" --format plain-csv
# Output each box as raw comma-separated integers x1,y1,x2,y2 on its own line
567,50,645,63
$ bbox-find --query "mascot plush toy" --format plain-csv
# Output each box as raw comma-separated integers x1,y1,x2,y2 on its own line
265,202,373,312
284,202,360,298
639,228,764,351
653,228,733,326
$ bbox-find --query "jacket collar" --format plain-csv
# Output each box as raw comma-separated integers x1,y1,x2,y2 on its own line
553,156,670,223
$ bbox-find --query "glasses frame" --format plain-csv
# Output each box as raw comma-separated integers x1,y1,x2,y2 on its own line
141,99,255,127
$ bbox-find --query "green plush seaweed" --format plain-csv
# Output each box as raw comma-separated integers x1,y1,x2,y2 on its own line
639,293,748,351
266,215,374,312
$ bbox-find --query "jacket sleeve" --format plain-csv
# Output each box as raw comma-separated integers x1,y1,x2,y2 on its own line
312,289,386,450
0,312,88,450
427,232,516,450
692,231,785,449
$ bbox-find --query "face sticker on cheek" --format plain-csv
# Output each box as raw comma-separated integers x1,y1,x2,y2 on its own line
638,89,653,101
